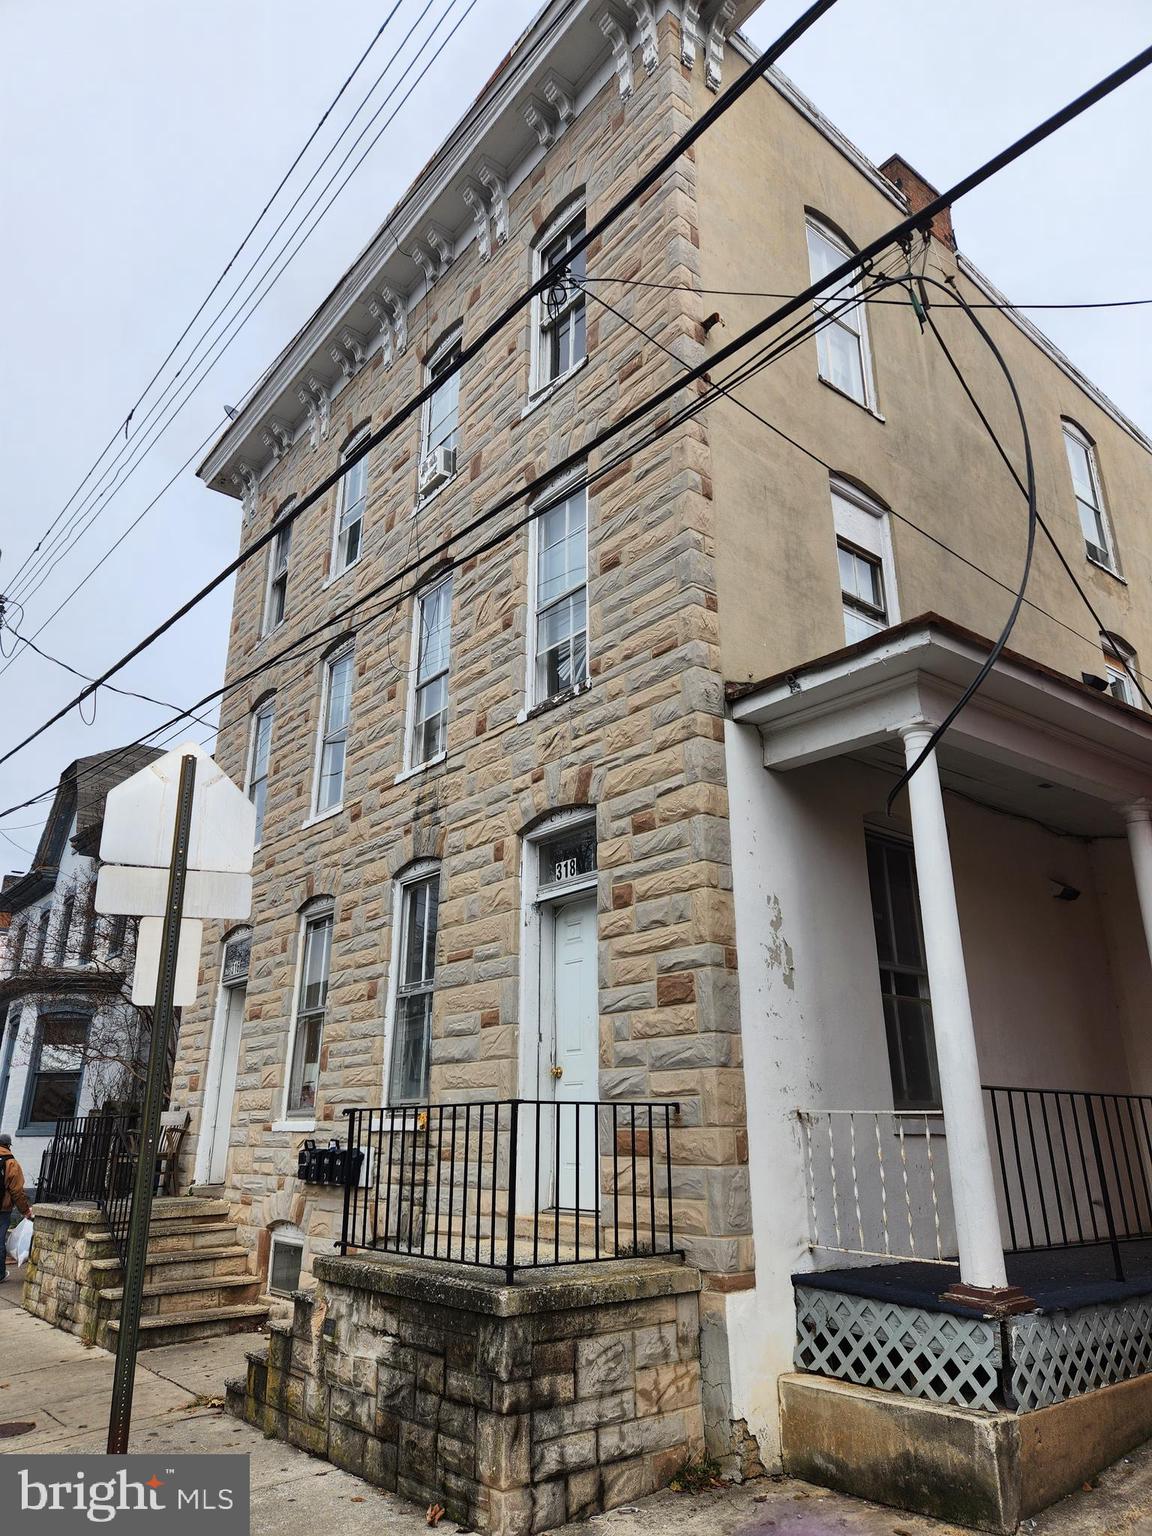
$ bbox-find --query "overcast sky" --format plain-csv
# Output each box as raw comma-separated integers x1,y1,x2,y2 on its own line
1,0,1149,869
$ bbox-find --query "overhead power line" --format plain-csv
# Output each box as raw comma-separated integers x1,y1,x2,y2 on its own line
3,2,409,606
581,273,1152,311
3,25,1151,782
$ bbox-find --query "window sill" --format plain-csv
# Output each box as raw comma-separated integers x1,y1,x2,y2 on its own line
1086,554,1126,584
413,473,458,515
519,679,593,723
818,373,885,423
301,804,343,831
394,752,447,785
323,555,363,590
521,356,589,421
272,1119,315,1134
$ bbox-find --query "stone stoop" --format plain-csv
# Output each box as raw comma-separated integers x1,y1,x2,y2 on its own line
24,1198,268,1350
226,1253,704,1536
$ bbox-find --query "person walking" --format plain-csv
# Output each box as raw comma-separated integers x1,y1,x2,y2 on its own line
0,1132,32,1283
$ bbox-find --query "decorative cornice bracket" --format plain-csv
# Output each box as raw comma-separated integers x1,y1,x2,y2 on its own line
705,0,737,92
598,11,634,100
626,0,658,74
262,417,293,462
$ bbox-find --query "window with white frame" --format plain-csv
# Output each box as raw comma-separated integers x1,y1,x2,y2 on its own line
806,217,875,408
532,483,589,702
247,699,275,844
314,647,353,814
54,892,75,966
22,1012,89,1130
419,334,461,492
831,480,898,645
1063,421,1117,570
268,1223,305,1295
333,434,369,575
408,580,452,767
33,908,50,966
287,907,333,1117
535,207,586,389
387,870,440,1105
1102,632,1140,708
264,508,292,632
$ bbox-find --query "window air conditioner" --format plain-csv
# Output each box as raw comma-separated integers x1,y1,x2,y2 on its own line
418,445,456,496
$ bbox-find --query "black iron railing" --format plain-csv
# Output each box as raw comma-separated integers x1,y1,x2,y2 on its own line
38,1112,138,1265
339,1099,680,1282
984,1086,1152,1281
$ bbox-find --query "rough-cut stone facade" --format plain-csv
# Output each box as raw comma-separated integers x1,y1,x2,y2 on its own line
229,1255,703,1535
172,7,750,1321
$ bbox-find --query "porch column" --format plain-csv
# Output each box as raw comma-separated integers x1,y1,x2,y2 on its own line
1123,800,1152,962
900,725,1014,1299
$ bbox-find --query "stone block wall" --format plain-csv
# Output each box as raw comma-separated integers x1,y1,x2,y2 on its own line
229,1254,703,1535
21,1203,110,1342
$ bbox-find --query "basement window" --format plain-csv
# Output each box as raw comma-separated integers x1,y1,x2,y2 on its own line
268,1226,305,1296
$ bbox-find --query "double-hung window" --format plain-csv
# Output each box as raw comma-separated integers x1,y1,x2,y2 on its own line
806,218,875,408
287,909,332,1117
23,1013,88,1130
264,514,292,632
1063,422,1117,571
831,480,898,645
533,485,589,701
247,700,275,844
333,437,369,575
315,647,353,815
865,833,940,1112
536,210,586,388
419,337,461,494
54,893,75,966
388,872,440,1105
409,580,452,767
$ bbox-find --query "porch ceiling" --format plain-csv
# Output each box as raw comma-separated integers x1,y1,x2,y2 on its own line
727,615,1152,835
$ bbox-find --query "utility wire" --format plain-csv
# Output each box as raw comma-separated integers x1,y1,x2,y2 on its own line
581,273,1152,311
5,0,448,616
4,29,1152,780
3,3,408,605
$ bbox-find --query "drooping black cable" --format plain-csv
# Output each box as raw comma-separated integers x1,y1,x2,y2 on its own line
3,2,409,601
5,32,1152,777
912,275,1152,712
883,278,1039,812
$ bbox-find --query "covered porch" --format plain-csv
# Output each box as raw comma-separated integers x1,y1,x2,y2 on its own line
725,616,1152,1433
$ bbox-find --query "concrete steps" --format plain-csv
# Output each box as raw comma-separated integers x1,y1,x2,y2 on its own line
89,1197,267,1351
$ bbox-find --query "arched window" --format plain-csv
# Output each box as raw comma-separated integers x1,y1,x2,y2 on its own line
532,196,587,392
404,578,453,770
312,640,354,816
285,898,334,1120
385,861,441,1105
829,477,898,645
805,214,876,409
1063,420,1118,572
246,696,275,845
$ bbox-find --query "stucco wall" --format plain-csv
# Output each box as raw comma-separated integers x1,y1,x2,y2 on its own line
694,50,1152,691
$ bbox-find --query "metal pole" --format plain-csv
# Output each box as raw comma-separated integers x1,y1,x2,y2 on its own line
107,751,196,1454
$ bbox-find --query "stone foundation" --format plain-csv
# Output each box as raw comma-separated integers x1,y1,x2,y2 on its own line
229,1254,704,1535
21,1203,109,1341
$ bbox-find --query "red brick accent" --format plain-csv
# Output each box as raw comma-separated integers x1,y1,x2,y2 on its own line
657,973,695,1006
878,154,956,249
612,882,634,909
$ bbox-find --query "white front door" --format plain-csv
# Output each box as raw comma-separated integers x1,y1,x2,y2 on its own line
203,981,245,1185
550,894,598,1209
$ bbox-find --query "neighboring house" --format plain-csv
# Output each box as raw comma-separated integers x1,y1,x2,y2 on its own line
170,0,1152,1524
0,748,158,1185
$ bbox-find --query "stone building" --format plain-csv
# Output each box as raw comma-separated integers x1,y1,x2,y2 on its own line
168,0,1152,1524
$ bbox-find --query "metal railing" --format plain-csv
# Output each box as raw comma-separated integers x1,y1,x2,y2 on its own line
799,1109,954,1264
985,1086,1152,1281
340,1099,680,1282
37,1112,138,1265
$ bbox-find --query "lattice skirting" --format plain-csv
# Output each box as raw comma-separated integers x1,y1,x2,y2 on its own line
794,1285,1002,1411
1007,1298,1152,1412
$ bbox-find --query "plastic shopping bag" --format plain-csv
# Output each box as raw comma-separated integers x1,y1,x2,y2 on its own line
6,1216,33,1268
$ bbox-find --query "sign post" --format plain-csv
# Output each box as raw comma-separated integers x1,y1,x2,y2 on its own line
95,741,255,1454
107,751,196,1454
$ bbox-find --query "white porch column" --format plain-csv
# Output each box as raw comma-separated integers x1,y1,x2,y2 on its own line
1123,800,1152,963
900,725,1009,1292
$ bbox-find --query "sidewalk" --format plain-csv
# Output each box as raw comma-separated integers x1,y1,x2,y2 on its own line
3,1282,1151,1535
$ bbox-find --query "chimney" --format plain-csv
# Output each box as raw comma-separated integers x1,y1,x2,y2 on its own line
878,154,956,250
